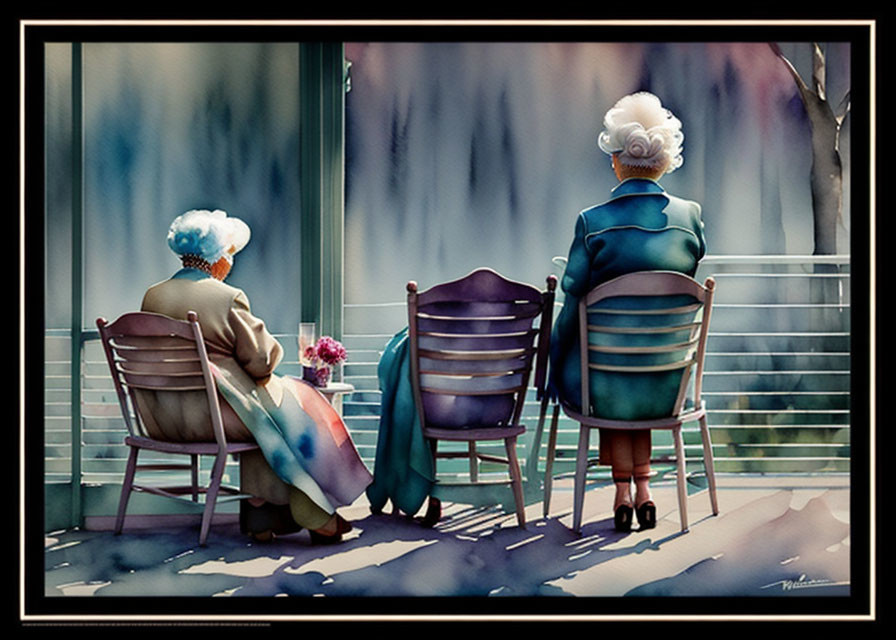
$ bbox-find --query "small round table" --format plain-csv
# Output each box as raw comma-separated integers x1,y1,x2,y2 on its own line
316,381,355,413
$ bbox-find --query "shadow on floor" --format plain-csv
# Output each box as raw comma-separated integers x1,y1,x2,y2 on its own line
43,475,851,604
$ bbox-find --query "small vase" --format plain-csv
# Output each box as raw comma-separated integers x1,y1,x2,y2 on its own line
303,365,330,387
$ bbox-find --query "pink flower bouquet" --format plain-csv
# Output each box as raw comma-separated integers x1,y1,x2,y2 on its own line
302,336,347,387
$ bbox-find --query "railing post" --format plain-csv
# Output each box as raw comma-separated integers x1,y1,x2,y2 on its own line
299,42,321,333
299,42,346,347
70,42,84,527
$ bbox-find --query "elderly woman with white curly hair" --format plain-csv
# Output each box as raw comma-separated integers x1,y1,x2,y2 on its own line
139,209,372,544
549,92,707,533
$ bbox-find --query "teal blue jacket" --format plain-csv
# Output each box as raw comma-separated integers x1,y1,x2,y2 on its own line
549,178,707,418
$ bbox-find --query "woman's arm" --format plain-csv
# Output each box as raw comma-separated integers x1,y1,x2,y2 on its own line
228,290,284,382
560,212,592,299
548,212,593,399
694,201,707,261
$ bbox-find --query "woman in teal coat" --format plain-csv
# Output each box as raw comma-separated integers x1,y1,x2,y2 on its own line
549,92,706,531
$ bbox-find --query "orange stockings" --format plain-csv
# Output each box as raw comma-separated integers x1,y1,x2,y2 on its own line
608,430,652,481
609,430,653,509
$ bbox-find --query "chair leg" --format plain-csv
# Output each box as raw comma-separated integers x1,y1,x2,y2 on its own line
504,435,526,528
420,496,441,528
428,437,439,486
468,442,478,483
673,426,689,532
199,451,227,546
190,453,199,502
572,425,591,534
418,438,441,528
699,415,720,516
115,446,139,535
527,394,550,482
543,404,560,517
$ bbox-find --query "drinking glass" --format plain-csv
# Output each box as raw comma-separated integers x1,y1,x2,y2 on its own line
299,322,317,366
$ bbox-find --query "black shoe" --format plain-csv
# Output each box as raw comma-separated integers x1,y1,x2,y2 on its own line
614,504,634,532
636,500,657,530
240,501,303,538
419,496,441,528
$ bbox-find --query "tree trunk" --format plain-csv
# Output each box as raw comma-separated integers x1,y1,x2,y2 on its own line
805,97,844,256
769,43,848,348
769,43,848,256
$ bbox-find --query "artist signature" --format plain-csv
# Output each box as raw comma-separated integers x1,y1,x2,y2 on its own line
760,574,848,592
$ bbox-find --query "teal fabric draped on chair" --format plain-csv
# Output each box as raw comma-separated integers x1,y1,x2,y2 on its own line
365,327,435,516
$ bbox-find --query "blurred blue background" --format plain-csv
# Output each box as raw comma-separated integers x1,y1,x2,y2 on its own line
44,40,851,333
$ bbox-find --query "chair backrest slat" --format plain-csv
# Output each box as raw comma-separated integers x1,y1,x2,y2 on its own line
417,346,537,361
587,322,702,335
583,270,709,305
588,358,697,373
96,311,228,449
122,382,210,392
116,366,205,377
588,337,700,354
578,271,715,419
591,303,703,316
407,268,556,432
417,306,543,320
418,367,531,378
418,385,531,397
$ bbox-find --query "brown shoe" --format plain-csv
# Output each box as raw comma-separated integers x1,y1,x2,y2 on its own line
249,529,274,543
335,514,353,534
308,529,343,545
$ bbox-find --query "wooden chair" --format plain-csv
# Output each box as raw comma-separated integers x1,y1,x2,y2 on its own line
543,271,720,533
406,268,556,528
96,311,259,546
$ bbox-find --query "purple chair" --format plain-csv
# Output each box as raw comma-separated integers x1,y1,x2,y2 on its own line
97,311,259,546
406,268,556,528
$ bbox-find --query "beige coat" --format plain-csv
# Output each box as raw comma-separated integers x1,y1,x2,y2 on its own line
139,269,294,504
138,270,283,441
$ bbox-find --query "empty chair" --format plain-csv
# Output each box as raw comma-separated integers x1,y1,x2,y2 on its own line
544,270,719,533
406,268,556,528
97,310,259,546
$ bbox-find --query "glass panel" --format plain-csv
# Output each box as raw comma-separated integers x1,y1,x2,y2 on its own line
43,43,305,494
45,44,75,486
45,43,74,331
80,42,302,333
343,42,851,309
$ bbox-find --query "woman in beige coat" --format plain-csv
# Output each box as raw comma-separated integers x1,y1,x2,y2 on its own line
138,209,372,543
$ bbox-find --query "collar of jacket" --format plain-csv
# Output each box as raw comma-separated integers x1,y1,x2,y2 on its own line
609,177,666,199
172,267,213,281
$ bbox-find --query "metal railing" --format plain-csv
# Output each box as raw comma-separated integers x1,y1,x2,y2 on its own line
339,255,852,477
43,255,853,526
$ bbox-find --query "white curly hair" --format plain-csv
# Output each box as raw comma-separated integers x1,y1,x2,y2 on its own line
597,92,684,174
167,209,251,262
